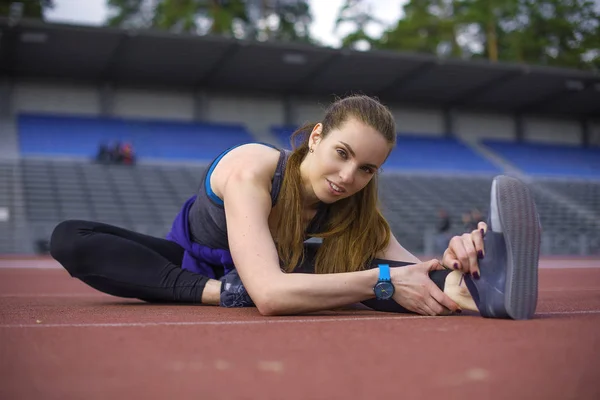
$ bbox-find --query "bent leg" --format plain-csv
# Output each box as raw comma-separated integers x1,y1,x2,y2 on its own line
363,258,479,313
50,219,211,303
299,242,454,313
360,257,453,313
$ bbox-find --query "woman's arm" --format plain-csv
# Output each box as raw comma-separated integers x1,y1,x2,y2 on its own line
223,168,380,316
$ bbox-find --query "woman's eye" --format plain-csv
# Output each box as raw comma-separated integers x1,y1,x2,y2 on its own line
361,166,374,174
336,149,347,158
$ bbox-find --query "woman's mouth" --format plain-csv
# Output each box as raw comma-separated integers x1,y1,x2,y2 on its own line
327,179,345,195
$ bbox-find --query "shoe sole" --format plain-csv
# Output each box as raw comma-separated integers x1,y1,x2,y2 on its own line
493,175,541,320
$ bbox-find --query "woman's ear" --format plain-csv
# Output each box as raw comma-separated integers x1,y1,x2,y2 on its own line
309,123,323,147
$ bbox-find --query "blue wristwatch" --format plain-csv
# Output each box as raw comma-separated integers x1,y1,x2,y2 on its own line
373,264,394,300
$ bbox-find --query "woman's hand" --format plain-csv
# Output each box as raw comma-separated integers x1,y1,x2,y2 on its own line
442,222,487,279
390,259,460,316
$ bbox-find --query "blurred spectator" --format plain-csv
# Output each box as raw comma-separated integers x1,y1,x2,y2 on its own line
437,208,451,233
471,208,485,226
434,208,452,254
95,140,136,166
110,141,123,163
462,211,477,232
35,238,50,255
120,142,136,165
95,141,111,164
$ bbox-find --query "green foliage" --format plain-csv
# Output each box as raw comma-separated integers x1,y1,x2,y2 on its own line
104,0,599,70
106,0,150,28
107,0,312,41
0,0,54,20
269,0,312,43
376,0,459,56
373,0,600,70
517,0,600,70
335,0,384,50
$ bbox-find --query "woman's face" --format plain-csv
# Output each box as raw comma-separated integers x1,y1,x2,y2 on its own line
303,117,392,205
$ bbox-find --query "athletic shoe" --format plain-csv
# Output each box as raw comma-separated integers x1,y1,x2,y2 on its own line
464,175,541,320
219,269,255,308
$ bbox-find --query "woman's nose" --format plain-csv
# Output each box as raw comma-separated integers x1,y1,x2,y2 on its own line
339,166,355,185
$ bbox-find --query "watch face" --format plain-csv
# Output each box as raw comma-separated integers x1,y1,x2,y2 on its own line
374,281,394,300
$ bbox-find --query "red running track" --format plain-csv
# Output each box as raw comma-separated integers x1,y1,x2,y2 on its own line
1,260,599,400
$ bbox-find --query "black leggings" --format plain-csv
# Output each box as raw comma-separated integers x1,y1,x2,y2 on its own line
50,220,207,303
50,220,450,311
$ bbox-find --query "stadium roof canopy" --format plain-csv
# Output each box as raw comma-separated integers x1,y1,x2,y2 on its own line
1,17,599,119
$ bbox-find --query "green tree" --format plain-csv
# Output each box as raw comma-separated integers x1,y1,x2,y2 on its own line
453,0,600,69
106,0,152,29
266,0,312,43
106,0,312,41
335,0,385,50
246,0,312,43
376,0,460,57
375,0,599,70
107,0,249,36
518,0,600,70
453,0,520,62
0,0,54,20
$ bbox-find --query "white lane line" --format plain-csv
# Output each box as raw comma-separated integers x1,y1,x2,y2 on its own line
538,310,600,315
0,315,434,328
0,263,62,269
1,310,599,328
540,288,600,292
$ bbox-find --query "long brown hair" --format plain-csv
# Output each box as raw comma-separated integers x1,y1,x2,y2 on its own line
271,95,397,274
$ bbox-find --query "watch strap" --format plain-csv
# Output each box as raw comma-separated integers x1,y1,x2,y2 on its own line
378,264,391,282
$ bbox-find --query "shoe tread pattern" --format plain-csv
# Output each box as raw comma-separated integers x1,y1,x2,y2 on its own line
497,176,541,320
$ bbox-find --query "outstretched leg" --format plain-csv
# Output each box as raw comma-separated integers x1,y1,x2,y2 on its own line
463,175,541,320
50,219,216,304
359,257,456,313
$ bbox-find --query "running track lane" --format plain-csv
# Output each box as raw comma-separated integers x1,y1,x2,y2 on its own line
0,266,599,400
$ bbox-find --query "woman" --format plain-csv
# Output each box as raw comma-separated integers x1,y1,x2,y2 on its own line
50,95,541,319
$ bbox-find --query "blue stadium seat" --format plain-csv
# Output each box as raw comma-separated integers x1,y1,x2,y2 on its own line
18,113,255,161
384,135,500,173
483,139,600,179
272,125,303,149
271,126,501,174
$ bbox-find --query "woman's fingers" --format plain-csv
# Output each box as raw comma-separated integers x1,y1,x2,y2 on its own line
442,248,460,271
461,233,480,278
423,295,454,316
423,258,443,271
473,221,487,277
421,301,440,316
446,236,467,271
429,282,460,312
478,221,488,235
471,228,485,264
446,223,488,278
448,235,476,275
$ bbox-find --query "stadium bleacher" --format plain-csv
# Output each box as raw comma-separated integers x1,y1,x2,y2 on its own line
19,158,206,240
0,17,598,259
2,146,598,256
274,126,502,174
18,113,255,161
271,125,299,149
483,139,600,179
0,121,600,253
381,135,501,173
1,114,598,257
